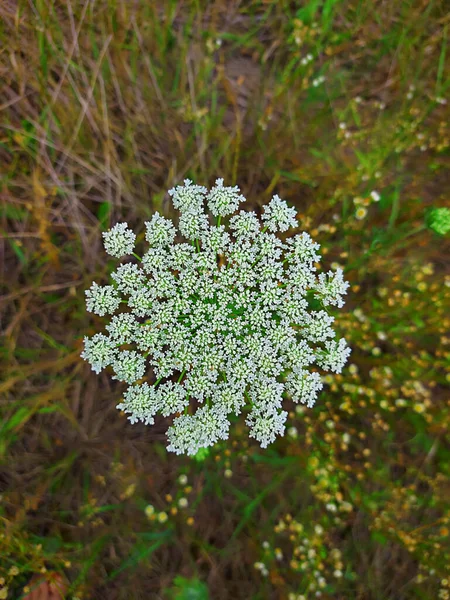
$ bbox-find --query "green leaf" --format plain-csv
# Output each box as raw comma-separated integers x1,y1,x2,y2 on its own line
97,202,111,231
166,576,209,600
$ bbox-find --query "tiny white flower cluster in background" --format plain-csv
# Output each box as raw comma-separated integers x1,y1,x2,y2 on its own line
81,179,350,455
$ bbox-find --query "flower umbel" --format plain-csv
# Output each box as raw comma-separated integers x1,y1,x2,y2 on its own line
82,180,350,455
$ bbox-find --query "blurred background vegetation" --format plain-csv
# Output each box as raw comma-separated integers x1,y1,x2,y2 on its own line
0,1,449,598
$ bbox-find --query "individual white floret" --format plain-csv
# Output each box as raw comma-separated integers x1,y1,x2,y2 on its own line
112,350,146,384
207,178,245,217
167,405,230,455
156,381,189,417
287,232,321,267
184,369,216,402
246,407,287,449
168,179,207,213
81,333,117,374
267,319,297,351
285,339,316,370
85,282,121,316
249,377,284,410
229,211,261,239
316,338,351,374
212,382,246,414
102,222,136,258
262,195,298,232
170,243,195,270
314,268,350,308
200,225,230,254
127,286,157,317
134,323,162,352
145,212,177,247
255,232,285,260
141,247,171,275
165,413,199,455
287,261,317,294
106,313,139,344
227,240,257,265
285,369,323,407
178,209,209,240
116,382,160,425
111,263,146,295
304,311,336,343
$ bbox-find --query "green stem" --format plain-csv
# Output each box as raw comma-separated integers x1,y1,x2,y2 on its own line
133,252,142,261
217,215,222,227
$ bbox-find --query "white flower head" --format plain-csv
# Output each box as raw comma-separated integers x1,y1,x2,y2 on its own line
85,282,121,316
83,178,350,455
145,212,176,247
111,263,145,294
229,211,261,239
106,313,139,344
315,268,350,308
102,222,136,258
246,407,288,448
168,179,207,213
207,178,245,217
117,382,159,425
286,369,323,408
81,333,117,374
262,195,298,232
112,350,146,384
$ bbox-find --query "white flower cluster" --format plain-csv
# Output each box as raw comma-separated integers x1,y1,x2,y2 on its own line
82,179,350,455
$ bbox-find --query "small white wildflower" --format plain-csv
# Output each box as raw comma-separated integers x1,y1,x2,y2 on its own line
288,426,298,438
370,190,381,202
286,369,323,407
84,179,350,455
81,333,117,374
287,232,321,267
145,212,176,247
178,209,209,240
157,381,189,417
168,179,207,213
106,313,139,344
85,282,121,316
102,222,136,257
117,382,159,425
315,268,350,308
355,207,367,220
229,211,261,239
112,350,146,384
316,338,351,374
246,407,287,448
207,178,245,217
262,195,297,232
111,263,146,294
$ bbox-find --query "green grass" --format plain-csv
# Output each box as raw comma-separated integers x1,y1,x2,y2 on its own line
0,0,449,598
